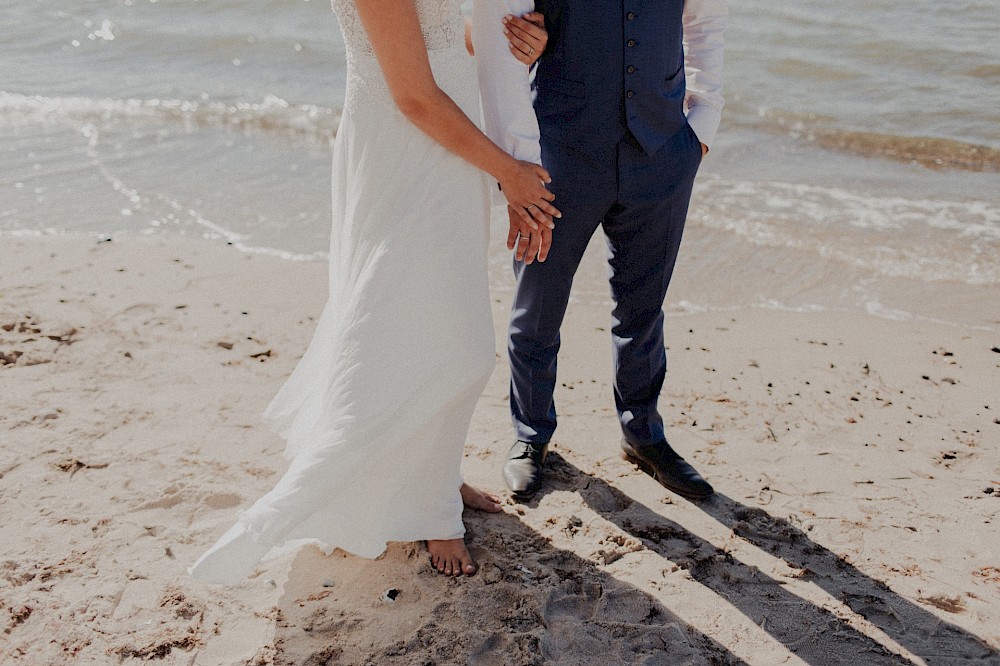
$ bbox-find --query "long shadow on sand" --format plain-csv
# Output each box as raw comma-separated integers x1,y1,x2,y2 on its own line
268,506,749,665
531,452,999,666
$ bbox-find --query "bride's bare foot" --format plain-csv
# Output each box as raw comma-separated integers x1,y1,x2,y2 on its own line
427,538,477,576
460,483,502,513
424,485,498,576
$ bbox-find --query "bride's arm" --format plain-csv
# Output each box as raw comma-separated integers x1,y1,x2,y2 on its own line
354,0,558,230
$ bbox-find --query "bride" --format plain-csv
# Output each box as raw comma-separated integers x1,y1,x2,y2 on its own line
189,0,557,583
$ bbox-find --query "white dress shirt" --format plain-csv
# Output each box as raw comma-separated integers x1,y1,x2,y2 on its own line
683,0,727,149
471,0,542,171
472,0,726,164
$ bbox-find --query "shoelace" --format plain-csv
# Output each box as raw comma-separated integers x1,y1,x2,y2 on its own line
512,442,546,459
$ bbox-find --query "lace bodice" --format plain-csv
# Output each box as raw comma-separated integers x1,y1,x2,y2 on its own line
334,0,476,116
332,0,463,59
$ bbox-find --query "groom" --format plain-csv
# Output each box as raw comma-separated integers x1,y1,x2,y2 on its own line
500,0,727,500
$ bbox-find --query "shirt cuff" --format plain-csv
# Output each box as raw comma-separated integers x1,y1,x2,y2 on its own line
686,104,722,151
513,135,542,165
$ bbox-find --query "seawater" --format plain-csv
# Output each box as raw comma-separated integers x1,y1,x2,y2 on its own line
1,0,998,326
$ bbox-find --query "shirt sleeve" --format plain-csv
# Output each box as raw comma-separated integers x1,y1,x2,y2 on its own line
472,0,542,169
683,0,727,149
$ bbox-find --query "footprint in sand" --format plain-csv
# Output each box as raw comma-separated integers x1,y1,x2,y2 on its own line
936,449,975,469
540,577,703,664
202,493,243,510
132,484,186,511
0,316,77,367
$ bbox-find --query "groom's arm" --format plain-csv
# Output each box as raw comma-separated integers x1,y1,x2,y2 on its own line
471,0,542,168
473,0,549,262
683,0,727,152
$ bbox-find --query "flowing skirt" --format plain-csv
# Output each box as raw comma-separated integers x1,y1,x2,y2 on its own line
189,43,495,584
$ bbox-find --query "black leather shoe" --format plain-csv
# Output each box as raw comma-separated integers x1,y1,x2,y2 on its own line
620,438,714,499
503,441,549,500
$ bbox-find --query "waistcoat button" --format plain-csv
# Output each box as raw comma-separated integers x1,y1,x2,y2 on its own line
627,39,636,47
627,65,636,74
626,90,635,98
627,12,636,20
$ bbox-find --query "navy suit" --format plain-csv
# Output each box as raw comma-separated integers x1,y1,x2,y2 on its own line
509,0,704,448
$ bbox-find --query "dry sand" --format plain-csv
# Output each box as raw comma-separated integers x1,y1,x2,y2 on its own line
1,234,998,665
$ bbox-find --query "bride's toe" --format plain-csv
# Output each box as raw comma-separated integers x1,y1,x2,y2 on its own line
460,484,503,513
427,538,477,577
482,490,501,505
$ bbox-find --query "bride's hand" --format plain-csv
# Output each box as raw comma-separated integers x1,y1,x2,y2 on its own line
498,159,560,231
503,12,547,66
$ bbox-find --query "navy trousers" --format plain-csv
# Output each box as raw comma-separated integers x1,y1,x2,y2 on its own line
509,124,703,447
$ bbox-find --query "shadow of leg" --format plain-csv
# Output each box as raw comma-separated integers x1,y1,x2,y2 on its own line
262,508,748,665
542,452,997,665
696,493,999,665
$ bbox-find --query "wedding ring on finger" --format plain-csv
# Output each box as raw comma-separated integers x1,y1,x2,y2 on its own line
526,204,538,211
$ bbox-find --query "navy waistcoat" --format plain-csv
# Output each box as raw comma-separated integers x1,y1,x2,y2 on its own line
533,0,688,161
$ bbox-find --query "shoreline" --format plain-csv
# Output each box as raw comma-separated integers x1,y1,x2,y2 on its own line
1,235,997,664
5,120,1000,301
7,213,1000,333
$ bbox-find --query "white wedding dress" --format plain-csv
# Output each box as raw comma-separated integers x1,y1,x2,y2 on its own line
189,0,498,584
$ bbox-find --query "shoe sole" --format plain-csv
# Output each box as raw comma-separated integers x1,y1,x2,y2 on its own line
620,450,714,499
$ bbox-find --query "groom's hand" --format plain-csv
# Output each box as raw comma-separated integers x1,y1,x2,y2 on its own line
507,206,551,264
503,13,547,66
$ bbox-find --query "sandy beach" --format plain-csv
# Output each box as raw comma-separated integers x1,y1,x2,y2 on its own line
4,0,1000,662
1,233,998,665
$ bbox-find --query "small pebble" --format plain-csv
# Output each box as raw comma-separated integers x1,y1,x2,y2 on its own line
321,578,334,588
381,588,400,603
985,487,995,495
